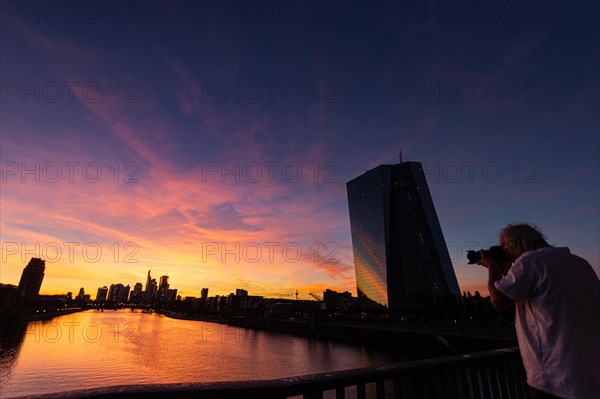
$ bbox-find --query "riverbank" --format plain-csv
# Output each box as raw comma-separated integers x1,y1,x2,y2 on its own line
0,307,85,333
23,307,85,322
155,310,516,358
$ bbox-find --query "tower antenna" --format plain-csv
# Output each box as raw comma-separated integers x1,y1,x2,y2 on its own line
399,147,403,163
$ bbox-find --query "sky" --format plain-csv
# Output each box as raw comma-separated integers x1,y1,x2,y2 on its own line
1,0,598,299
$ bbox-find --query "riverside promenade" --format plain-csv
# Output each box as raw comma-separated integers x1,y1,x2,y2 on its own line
157,310,517,358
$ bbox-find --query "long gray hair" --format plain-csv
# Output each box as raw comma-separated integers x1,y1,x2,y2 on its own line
500,223,551,255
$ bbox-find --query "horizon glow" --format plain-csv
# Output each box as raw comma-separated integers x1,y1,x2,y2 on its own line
1,1,598,300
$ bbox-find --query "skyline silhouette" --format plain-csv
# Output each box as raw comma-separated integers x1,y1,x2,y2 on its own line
2,1,598,397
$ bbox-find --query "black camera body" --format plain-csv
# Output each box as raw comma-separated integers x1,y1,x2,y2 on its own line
467,245,507,264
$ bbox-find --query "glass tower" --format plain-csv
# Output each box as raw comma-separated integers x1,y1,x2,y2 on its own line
347,161,460,310
17,257,46,298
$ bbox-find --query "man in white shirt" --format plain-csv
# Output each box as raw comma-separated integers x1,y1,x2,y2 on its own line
478,223,600,399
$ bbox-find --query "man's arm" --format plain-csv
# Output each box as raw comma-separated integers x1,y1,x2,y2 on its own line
487,261,514,309
479,252,515,309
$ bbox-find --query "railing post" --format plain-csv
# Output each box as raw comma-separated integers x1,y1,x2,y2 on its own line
357,382,366,399
376,379,385,399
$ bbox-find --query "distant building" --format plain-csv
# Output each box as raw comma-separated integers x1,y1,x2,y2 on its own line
239,295,264,310
323,289,355,312
166,288,177,302
236,288,248,296
108,284,130,303
121,285,131,303
0,284,19,320
201,288,209,300
76,287,86,301
220,295,230,310
207,295,219,310
96,286,108,302
209,295,226,311
17,257,46,298
157,275,170,302
144,271,157,303
129,282,143,303
347,160,461,311
266,302,293,319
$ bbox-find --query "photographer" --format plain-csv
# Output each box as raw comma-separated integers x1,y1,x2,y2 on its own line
477,223,600,399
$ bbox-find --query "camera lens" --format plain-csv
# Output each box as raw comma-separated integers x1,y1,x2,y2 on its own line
466,250,482,264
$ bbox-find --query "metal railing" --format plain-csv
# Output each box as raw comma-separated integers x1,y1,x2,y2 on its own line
18,347,529,399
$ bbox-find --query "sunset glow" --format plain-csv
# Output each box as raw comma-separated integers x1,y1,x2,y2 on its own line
1,1,598,301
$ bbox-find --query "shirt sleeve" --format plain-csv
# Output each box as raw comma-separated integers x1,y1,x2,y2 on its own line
494,257,538,302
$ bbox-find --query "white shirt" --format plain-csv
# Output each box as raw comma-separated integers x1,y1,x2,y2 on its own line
495,247,600,399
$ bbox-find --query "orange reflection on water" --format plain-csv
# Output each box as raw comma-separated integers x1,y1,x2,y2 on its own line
1,310,404,398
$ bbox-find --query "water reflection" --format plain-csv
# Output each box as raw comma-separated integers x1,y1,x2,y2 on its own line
0,310,405,398
0,322,28,386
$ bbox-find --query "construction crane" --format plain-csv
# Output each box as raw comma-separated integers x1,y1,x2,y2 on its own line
309,292,322,301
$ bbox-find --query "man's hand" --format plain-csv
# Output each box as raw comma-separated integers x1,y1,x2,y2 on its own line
476,250,494,269
482,250,515,309
477,251,512,275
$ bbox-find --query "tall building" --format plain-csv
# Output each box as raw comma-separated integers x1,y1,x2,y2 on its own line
145,270,152,292
157,275,169,302
17,258,46,298
201,288,209,300
96,286,108,302
107,283,130,303
346,160,460,311
144,270,157,303
120,285,130,303
76,287,86,302
129,282,143,303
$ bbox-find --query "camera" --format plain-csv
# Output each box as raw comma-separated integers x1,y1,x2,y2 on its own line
467,246,507,264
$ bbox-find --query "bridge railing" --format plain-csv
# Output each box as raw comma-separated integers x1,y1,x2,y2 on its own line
20,347,529,399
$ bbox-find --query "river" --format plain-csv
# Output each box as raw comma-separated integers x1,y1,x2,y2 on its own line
0,310,406,398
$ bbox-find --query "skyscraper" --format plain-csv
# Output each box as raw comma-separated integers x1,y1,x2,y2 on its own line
107,283,130,303
346,160,460,311
96,286,108,303
17,258,45,298
157,275,169,302
144,270,157,303
129,282,143,303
